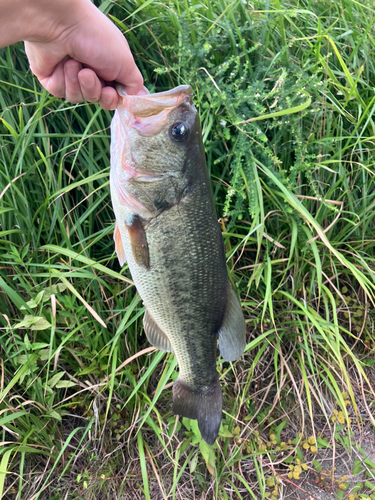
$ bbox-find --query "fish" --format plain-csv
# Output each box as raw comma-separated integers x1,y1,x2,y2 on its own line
110,84,246,445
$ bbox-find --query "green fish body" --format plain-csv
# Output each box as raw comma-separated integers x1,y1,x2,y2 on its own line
110,85,246,445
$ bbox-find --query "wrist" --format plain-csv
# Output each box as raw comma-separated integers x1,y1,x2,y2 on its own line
23,0,94,42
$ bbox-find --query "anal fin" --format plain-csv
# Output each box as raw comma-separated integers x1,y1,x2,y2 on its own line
143,309,173,352
218,285,246,362
173,376,222,446
126,214,150,269
114,222,127,266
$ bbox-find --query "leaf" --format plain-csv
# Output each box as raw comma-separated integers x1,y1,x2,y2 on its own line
179,438,192,456
313,459,322,471
0,412,27,426
137,432,150,500
363,457,375,469
273,420,287,442
55,380,77,389
31,317,52,331
46,410,62,421
14,315,51,331
0,117,18,139
199,440,216,476
0,277,32,312
42,284,67,301
352,459,363,475
24,334,32,351
190,453,199,474
182,418,191,431
15,355,28,365
0,448,13,498
98,0,114,14
295,446,304,461
21,291,45,310
190,420,202,445
21,244,30,260
219,424,233,438
48,372,65,388
317,436,331,448
39,349,50,361
41,245,132,285
53,274,107,329
78,364,100,376
44,384,54,395
14,316,39,329
31,343,50,350
352,481,362,493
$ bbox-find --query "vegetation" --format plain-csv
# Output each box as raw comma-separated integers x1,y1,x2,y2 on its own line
1,0,375,498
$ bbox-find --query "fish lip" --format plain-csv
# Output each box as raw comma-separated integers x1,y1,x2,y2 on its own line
132,174,165,183
116,84,193,118
131,171,182,183
116,84,192,101
116,85,150,97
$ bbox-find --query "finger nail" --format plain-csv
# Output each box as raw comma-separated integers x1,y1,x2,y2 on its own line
136,86,149,96
66,65,78,83
81,74,95,90
102,93,116,110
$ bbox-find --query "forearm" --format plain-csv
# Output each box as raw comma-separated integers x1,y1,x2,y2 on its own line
0,0,93,48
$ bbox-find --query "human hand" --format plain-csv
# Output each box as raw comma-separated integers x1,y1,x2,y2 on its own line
1,0,145,109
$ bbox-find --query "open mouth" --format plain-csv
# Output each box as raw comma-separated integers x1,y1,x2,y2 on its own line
132,174,166,183
131,169,182,183
116,84,192,118
116,85,193,137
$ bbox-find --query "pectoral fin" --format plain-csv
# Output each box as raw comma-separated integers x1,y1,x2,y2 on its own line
126,215,150,269
114,222,127,266
218,285,246,362
143,309,173,352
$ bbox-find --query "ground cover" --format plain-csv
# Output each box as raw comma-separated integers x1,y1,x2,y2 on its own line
1,0,375,498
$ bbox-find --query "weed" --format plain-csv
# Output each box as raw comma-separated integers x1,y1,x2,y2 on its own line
1,0,375,498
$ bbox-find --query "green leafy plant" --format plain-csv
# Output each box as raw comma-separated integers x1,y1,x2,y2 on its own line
1,0,375,498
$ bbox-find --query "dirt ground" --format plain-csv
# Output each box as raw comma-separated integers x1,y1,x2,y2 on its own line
284,429,375,499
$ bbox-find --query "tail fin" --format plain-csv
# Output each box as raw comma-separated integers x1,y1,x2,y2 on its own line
172,377,222,445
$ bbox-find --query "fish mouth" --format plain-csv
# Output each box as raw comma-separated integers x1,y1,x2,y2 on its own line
132,174,165,183
121,161,181,183
133,170,181,183
116,84,192,118
116,84,193,137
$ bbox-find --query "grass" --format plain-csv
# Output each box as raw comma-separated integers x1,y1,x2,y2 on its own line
1,0,375,498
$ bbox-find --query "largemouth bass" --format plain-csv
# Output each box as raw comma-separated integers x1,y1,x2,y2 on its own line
110,85,246,445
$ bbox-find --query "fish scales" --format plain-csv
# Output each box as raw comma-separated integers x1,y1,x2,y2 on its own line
110,85,246,445
139,188,227,387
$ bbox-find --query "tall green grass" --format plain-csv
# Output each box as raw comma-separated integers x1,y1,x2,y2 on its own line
1,0,375,498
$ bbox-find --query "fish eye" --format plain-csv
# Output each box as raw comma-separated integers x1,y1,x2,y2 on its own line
169,122,189,142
